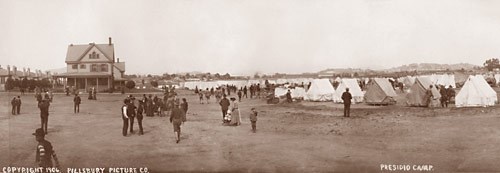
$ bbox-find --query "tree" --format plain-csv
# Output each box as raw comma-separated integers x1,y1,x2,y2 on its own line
254,73,260,79
5,77,14,91
223,73,231,79
484,58,500,71
125,80,136,89
150,80,159,87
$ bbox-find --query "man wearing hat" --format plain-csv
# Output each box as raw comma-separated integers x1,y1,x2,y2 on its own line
33,128,60,169
219,94,230,122
127,95,137,134
121,98,130,136
73,94,81,113
170,102,186,143
341,88,352,117
38,99,51,134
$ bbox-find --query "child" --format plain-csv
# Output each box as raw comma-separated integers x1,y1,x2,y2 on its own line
249,108,258,133
33,128,60,169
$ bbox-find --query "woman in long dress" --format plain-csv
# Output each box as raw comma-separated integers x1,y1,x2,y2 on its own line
229,98,241,126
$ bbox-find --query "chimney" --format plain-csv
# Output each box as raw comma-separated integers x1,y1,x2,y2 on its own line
7,65,10,75
109,37,112,45
117,58,120,63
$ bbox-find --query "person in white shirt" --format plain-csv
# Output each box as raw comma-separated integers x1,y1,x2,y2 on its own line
122,99,129,137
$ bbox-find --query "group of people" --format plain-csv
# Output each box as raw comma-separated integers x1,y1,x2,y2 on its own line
218,94,259,132
10,96,22,115
196,84,264,104
438,85,456,108
121,92,189,143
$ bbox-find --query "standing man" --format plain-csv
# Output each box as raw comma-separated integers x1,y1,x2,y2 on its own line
128,96,137,134
249,108,258,133
243,86,248,98
73,94,81,113
11,97,17,115
170,103,186,143
286,90,292,103
16,96,21,114
341,88,352,117
440,85,448,108
219,94,230,122
136,100,145,135
121,99,130,137
38,99,50,134
33,128,60,170
181,98,188,116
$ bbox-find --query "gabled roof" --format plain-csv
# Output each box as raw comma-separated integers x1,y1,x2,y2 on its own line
66,43,114,63
114,62,125,72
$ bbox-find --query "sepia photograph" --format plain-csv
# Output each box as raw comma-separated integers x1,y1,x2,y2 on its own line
1,0,500,172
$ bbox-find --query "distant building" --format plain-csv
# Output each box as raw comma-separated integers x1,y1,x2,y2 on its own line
54,37,126,92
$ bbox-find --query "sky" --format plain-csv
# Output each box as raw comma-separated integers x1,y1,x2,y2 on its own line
1,0,500,75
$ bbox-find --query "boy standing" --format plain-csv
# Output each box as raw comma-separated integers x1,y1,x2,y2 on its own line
249,108,258,133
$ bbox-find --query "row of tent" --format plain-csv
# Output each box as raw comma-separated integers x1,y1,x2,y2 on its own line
303,78,394,104
398,74,457,88
279,75,498,107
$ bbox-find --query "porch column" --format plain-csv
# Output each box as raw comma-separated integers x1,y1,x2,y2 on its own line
73,78,76,87
96,77,99,92
85,78,88,92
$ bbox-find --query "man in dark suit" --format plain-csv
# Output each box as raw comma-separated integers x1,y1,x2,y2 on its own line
38,99,50,134
341,88,352,117
219,94,230,121
73,94,81,113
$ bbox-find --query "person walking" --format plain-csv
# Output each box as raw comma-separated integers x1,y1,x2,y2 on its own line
38,99,51,134
33,128,60,170
237,90,242,102
286,90,292,103
341,88,352,117
219,94,230,121
249,108,258,133
121,99,130,137
170,103,186,143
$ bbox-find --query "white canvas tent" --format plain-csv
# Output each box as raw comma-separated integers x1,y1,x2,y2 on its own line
436,74,456,88
333,78,364,103
455,75,497,107
274,87,306,99
304,79,336,101
364,78,397,105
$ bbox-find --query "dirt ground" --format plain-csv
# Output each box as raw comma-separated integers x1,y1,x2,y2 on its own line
1,89,500,173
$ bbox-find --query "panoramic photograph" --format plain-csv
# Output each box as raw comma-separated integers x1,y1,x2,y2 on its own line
1,0,500,172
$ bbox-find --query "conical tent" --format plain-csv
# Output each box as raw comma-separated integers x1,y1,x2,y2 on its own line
455,75,497,107
333,78,364,103
406,77,441,107
436,74,456,88
304,79,336,101
364,78,397,105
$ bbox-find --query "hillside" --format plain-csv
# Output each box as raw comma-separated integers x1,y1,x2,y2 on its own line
386,63,479,72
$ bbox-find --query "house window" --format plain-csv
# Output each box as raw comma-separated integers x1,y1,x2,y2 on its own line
100,64,108,72
72,64,78,69
80,64,86,69
91,64,98,72
89,51,99,59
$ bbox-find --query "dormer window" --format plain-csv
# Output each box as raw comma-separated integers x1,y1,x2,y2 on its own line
89,51,99,59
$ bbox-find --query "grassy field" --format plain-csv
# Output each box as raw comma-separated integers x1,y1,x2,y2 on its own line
1,89,500,172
